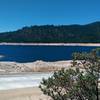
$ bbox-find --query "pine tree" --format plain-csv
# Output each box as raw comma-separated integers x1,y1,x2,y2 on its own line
39,49,100,100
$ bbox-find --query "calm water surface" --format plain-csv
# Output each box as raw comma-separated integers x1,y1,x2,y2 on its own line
0,45,98,62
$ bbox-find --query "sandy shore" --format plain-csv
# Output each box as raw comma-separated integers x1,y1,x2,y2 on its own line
0,42,100,46
0,87,51,100
0,60,72,100
0,83,100,100
0,60,72,74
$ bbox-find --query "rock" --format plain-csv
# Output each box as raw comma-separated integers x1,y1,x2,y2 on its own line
0,60,72,74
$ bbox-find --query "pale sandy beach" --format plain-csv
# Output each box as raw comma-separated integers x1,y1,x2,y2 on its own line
0,60,99,100
0,60,72,74
0,60,72,100
0,51,99,100
0,60,73,100
0,87,51,100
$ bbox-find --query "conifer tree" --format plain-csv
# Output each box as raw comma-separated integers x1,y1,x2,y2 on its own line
39,49,100,100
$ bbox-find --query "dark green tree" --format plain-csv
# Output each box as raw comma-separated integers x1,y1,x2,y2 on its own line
39,49,100,100
0,21,100,43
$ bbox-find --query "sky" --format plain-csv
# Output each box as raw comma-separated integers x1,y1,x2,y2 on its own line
0,0,100,32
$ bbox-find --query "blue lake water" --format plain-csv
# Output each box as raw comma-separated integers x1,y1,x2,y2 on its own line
0,45,99,62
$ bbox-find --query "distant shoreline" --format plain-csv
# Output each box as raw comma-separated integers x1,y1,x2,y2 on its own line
0,43,100,46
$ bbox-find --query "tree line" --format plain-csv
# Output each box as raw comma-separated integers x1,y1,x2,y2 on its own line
0,21,100,43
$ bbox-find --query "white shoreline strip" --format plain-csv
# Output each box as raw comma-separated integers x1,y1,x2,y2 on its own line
0,43,100,46
0,73,53,90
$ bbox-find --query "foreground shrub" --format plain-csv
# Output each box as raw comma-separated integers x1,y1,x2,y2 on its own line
39,49,100,100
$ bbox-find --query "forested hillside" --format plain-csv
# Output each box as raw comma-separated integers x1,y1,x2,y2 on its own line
0,21,100,43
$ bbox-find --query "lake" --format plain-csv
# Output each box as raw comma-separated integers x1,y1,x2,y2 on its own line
0,45,98,62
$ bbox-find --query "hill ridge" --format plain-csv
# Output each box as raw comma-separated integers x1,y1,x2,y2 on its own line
0,21,100,43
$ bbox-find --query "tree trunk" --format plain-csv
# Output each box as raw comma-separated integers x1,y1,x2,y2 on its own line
96,79,99,100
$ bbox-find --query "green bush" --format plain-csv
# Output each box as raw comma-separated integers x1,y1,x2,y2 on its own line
39,49,100,100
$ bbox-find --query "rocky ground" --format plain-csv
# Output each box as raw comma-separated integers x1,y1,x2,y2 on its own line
0,60,73,74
